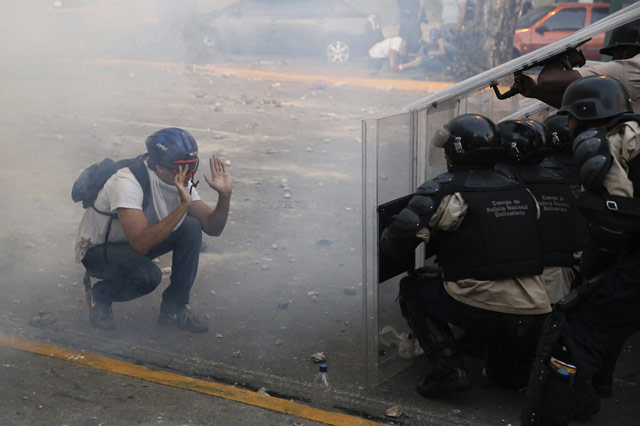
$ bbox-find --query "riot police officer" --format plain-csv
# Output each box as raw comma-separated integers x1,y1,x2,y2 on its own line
496,119,578,305
380,114,550,398
540,114,581,196
521,76,640,425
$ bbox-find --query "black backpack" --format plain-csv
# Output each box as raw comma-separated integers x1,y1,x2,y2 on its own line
72,154,152,261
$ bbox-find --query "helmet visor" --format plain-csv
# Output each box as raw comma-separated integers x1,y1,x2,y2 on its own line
432,128,451,148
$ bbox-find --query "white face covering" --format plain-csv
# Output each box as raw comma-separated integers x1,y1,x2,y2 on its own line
146,159,186,231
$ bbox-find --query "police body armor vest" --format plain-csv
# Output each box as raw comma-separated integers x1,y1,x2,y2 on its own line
499,163,577,268
432,169,544,282
541,147,582,198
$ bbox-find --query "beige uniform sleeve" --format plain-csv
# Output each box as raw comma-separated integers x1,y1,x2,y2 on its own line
604,121,640,197
577,55,640,113
415,193,468,243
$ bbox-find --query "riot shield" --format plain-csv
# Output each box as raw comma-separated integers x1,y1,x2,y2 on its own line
362,105,452,386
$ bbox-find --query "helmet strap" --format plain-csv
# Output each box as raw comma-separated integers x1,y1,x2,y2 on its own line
189,176,200,195
453,137,465,154
510,141,521,158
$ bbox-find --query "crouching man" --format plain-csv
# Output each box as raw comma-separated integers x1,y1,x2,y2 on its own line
75,128,232,332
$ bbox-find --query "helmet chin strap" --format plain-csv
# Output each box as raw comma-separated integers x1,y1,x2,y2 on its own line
189,176,199,195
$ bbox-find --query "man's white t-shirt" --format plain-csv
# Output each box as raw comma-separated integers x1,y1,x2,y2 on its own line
577,53,640,113
369,36,404,59
74,162,200,262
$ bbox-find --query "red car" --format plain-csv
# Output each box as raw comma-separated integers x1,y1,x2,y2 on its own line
514,3,612,61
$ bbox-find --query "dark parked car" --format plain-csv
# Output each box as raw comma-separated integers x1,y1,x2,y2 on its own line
203,0,383,63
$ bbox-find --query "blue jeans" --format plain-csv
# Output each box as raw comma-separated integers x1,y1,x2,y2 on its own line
82,215,202,309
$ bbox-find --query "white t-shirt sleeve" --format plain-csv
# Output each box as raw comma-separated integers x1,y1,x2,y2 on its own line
108,170,145,212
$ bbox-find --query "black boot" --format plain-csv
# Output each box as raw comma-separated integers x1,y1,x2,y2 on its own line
417,356,471,398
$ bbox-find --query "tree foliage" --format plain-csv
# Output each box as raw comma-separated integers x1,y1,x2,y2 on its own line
452,0,524,79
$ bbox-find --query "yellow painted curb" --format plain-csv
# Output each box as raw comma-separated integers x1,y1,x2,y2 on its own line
0,333,385,426
94,58,453,93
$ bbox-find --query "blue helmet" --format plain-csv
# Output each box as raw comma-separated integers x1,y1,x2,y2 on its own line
145,128,199,179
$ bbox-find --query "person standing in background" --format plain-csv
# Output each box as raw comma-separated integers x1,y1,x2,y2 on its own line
441,0,467,42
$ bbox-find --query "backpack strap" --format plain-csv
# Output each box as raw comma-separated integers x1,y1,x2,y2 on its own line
127,154,152,211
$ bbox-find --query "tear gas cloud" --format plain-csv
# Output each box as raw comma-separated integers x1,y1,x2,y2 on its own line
0,0,417,393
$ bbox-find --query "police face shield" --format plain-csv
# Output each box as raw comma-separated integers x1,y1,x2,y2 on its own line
433,127,465,156
432,128,451,149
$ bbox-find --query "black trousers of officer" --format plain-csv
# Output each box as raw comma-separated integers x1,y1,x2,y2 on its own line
399,273,546,387
565,247,640,377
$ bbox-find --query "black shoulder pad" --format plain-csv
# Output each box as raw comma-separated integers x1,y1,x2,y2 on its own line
388,208,423,235
415,173,454,196
433,172,454,184
416,180,440,196
572,128,612,193
408,195,436,217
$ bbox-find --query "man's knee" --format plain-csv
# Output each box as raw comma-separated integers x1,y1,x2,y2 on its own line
181,215,202,238
137,262,162,295
171,215,202,251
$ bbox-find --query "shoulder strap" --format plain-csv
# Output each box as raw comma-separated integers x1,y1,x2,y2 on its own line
127,154,152,211
605,114,640,131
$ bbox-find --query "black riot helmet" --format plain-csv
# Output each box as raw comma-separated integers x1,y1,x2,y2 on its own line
543,114,571,149
498,119,549,164
433,114,502,165
558,76,632,121
600,18,640,58
145,128,200,182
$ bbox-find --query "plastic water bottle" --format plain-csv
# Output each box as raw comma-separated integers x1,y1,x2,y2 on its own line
311,363,333,410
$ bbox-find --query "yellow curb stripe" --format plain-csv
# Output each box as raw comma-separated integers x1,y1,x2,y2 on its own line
0,333,385,426
94,57,453,93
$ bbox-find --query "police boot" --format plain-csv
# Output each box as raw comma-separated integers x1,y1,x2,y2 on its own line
414,317,471,398
417,355,471,398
